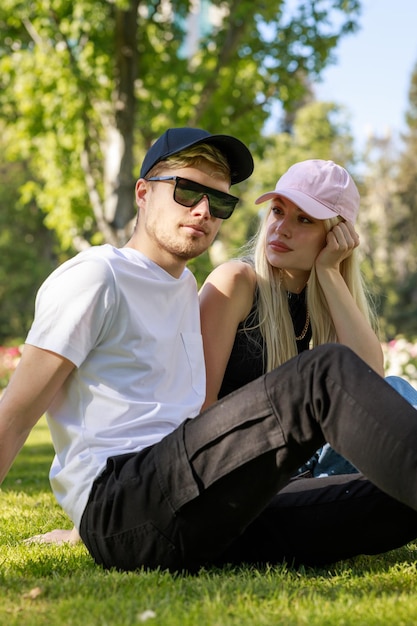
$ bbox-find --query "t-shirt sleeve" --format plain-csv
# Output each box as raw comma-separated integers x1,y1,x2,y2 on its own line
26,256,117,367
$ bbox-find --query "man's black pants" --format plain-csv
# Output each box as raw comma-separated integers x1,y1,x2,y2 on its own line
79,345,417,572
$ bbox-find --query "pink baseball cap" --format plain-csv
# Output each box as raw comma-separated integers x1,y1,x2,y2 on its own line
255,159,360,223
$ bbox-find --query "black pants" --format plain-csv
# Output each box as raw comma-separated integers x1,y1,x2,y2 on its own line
79,345,417,572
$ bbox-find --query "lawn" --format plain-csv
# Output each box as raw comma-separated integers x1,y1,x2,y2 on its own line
1,418,417,626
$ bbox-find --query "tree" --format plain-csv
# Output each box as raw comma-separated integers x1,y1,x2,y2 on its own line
357,132,402,339
383,59,417,339
0,151,59,342
0,0,362,251
356,59,417,340
396,60,417,242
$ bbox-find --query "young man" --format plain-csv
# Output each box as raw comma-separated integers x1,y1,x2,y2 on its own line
1,127,417,573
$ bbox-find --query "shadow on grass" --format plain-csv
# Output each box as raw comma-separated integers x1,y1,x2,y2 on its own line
2,441,54,494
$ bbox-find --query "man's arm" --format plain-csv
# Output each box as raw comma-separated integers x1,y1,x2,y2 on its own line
0,344,75,485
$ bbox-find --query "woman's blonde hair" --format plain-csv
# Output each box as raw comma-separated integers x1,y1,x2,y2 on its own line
244,206,378,372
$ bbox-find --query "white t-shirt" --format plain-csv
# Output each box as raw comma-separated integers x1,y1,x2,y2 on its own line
26,245,205,528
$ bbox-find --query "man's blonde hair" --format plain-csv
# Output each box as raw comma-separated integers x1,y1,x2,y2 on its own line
146,143,231,183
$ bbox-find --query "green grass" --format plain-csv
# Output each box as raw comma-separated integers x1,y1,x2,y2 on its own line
2,420,417,625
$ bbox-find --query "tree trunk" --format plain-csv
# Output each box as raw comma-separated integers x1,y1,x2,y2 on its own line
104,0,139,232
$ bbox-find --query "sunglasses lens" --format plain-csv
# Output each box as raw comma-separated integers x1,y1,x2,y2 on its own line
208,196,237,219
174,178,239,220
174,183,203,208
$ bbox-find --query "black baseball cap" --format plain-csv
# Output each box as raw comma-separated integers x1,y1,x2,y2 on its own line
139,127,254,185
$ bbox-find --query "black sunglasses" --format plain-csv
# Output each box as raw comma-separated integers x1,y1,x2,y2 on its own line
145,176,240,219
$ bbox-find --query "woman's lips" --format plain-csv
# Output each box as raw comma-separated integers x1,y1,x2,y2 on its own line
268,240,292,252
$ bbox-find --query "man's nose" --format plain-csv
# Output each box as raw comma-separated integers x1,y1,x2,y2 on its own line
190,195,211,219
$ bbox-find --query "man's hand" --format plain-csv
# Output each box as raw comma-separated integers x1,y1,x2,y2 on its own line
24,527,81,545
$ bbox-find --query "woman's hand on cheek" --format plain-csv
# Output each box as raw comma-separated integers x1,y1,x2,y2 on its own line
315,221,360,271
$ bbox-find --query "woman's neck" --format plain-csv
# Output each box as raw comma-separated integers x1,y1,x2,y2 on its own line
281,270,310,294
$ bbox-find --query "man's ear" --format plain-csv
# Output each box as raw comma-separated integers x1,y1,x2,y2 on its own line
135,178,148,208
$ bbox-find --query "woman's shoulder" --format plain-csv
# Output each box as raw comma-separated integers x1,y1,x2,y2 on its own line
202,259,256,294
207,258,256,282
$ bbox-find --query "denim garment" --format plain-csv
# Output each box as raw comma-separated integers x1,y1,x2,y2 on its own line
386,375,417,407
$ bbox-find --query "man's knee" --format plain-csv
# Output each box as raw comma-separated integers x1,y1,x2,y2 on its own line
301,343,367,375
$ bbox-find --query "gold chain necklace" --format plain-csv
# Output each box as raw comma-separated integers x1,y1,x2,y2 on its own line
295,308,310,341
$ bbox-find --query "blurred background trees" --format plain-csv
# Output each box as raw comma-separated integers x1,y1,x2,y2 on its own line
0,0,416,345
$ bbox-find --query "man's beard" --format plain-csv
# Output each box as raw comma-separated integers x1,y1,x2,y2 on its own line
146,221,215,261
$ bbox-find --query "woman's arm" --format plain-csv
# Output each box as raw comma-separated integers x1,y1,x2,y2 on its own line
315,221,384,376
199,260,256,410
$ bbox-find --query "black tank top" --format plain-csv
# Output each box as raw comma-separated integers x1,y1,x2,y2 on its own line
218,287,311,398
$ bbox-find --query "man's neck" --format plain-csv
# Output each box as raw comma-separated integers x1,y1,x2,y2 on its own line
124,238,187,279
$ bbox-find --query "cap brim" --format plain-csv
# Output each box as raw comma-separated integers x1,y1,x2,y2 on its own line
255,189,337,220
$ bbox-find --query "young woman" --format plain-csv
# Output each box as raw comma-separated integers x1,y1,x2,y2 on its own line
199,159,417,476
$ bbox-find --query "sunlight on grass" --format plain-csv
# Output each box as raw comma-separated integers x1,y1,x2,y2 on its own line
1,420,417,625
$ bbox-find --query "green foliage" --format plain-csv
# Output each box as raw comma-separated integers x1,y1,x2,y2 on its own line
358,60,417,340
2,418,417,625
0,0,365,337
0,155,62,342
0,0,115,249
386,59,417,337
0,0,362,251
